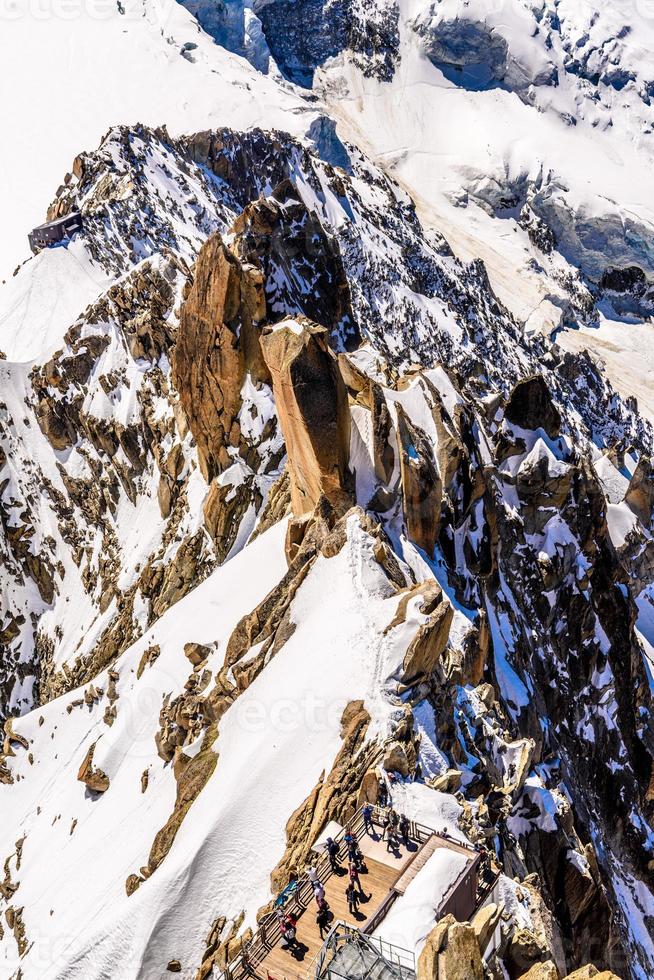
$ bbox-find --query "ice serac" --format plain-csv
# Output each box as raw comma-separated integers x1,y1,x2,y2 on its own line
178,0,273,74
261,319,353,516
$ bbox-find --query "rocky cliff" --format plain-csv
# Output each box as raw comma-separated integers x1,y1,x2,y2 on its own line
0,83,653,980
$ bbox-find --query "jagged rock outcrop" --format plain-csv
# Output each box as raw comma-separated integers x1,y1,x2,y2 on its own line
625,456,654,529
518,964,558,980
268,699,377,891
172,234,269,484
504,375,562,439
230,181,359,352
261,320,353,516
397,405,442,557
418,915,484,980
253,0,401,87
77,742,110,794
386,581,454,683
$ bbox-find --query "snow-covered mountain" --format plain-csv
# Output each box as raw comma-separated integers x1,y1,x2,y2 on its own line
1,3,653,980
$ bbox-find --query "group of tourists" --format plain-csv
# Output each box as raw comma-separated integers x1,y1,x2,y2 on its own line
278,797,413,956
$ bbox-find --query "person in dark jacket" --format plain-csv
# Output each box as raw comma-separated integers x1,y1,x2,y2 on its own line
317,904,330,938
399,813,410,846
346,882,360,915
325,836,340,870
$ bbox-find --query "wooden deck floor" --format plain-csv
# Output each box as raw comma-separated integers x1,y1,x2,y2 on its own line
255,833,421,980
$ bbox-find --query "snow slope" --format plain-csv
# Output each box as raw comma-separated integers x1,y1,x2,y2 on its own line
0,512,459,977
1,3,654,977
0,0,310,281
309,0,654,414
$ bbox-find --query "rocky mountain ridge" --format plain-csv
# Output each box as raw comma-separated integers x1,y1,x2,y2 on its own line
0,3,653,979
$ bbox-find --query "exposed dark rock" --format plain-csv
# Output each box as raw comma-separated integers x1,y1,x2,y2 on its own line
505,376,562,438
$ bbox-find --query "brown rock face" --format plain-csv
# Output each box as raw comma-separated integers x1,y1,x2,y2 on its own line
625,455,654,529
260,320,353,516
172,234,268,483
508,929,552,977
504,375,561,439
184,643,211,667
77,742,110,794
564,967,622,980
396,405,442,557
418,917,484,980
203,478,252,563
519,964,559,980
472,901,503,956
147,728,218,878
394,581,454,683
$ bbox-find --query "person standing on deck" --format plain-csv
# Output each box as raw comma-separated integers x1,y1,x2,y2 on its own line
399,813,410,847
349,860,367,898
325,837,340,870
280,913,298,951
378,777,389,807
347,837,362,868
317,904,330,938
362,803,374,835
346,882,360,916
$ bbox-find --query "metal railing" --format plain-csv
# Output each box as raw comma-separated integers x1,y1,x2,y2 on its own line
224,807,370,980
220,805,484,980
368,934,416,976
310,921,415,980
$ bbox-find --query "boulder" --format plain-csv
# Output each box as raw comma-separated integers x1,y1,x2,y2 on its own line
508,929,551,976
184,643,212,667
383,740,411,777
260,320,353,516
438,924,484,980
77,743,110,794
429,769,463,794
125,874,142,897
357,768,382,807
471,901,503,956
418,915,455,980
504,375,561,438
519,964,558,980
